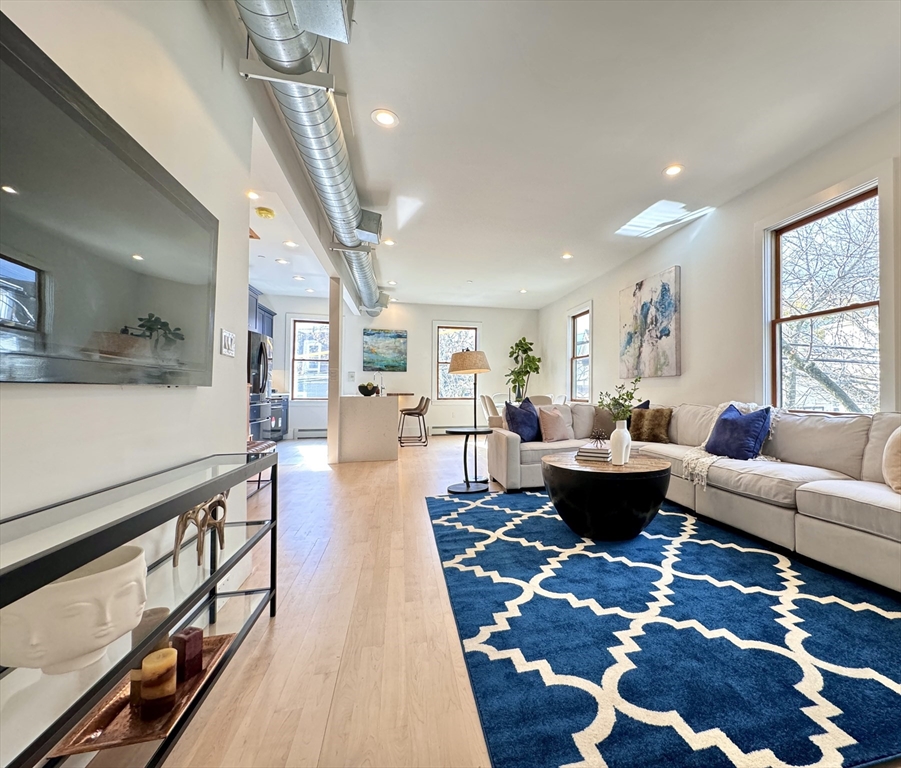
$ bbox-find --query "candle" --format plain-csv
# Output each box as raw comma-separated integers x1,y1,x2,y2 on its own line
129,670,142,708
140,648,177,720
172,626,203,682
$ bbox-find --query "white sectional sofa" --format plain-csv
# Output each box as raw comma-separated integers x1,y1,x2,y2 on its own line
487,403,901,591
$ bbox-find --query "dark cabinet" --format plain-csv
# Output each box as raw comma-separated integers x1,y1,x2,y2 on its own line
248,286,275,336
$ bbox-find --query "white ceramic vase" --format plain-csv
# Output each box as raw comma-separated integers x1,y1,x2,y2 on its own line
610,420,631,466
0,545,147,675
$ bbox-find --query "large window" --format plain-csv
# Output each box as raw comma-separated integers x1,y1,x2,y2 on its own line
437,325,477,399
570,310,590,401
292,319,329,399
772,189,879,413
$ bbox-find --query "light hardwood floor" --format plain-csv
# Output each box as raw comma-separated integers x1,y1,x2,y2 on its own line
164,436,493,768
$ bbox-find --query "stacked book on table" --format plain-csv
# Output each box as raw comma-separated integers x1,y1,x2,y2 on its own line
577,442,612,462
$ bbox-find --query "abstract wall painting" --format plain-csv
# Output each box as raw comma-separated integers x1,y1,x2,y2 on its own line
619,266,681,378
363,328,408,372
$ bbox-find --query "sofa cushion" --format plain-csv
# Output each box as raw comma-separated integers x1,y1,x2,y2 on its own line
520,439,584,465
763,411,871,479
571,404,596,440
505,400,540,442
706,405,771,460
538,407,575,442
861,412,901,482
639,443,695,478
797,480,901,543
629,407,672,443
884,427,901,493
705,460,851,508
593,407,615,439
669,403,718,446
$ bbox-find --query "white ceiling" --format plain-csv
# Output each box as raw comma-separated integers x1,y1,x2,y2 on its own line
332,0,901,309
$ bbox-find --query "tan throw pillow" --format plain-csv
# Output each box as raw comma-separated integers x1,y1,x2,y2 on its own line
539,407,575,442
883,426,901,493
592,407,615,439
630,407,672,443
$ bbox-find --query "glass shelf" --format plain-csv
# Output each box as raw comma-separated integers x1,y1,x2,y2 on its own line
0,452,277,609
0,520,271,768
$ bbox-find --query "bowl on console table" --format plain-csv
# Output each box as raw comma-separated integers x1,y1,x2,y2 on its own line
358,383,380,396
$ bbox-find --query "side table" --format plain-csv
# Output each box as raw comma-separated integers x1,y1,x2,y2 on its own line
445,427,493,494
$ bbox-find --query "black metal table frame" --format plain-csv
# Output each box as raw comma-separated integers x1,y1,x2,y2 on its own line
0,452,279,768
445,427,493,494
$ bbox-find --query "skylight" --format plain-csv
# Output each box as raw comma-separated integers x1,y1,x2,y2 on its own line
615,200,714,238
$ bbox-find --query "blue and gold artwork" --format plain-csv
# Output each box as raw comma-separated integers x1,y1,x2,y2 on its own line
620,265,681,377
363,328,407,372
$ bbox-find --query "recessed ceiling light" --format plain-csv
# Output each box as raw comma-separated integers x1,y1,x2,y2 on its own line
387,280,397,286
562,252,573,260
519,289,528,294
616,199,714,238
382,238,395,246
305,288,315,293
663,164,684,177
283,240,299,248
246,190,260,200
293,275,305,281
390,298,398,303
255,206,275,219
131,254,144,261
275,258,289,264
1,185,19,195
466,280,474,284
257,254,265,258
371,109,399,127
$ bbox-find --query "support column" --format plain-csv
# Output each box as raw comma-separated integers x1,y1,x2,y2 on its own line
327,277,343,464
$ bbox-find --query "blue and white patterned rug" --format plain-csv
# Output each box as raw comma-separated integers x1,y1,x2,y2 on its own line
426,490,901,768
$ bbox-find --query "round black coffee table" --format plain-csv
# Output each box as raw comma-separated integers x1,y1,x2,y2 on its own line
541,453,671,540
446,427,493,494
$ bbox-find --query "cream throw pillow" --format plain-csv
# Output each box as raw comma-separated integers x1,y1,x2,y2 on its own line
539,407,575,442
883,426,901,493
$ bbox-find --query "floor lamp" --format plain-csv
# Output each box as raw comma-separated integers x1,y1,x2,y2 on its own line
448,349,491,428
447,349,491,492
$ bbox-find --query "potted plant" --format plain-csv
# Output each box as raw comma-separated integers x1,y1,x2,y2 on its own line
505,337,541,402
120,313,185,363
597,377,642,465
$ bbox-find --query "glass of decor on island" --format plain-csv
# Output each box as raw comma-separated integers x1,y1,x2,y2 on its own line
597,377,642,466
358,382,380,396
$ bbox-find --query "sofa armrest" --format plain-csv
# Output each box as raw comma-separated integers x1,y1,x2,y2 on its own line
488,415,505,429
488,428,522,490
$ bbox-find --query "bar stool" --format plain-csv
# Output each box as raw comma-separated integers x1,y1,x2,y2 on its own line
399,396,430,446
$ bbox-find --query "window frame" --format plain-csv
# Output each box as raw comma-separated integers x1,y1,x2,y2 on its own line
436,324,479,401
290,318,329,401
569,309,591,402
770,187,879,412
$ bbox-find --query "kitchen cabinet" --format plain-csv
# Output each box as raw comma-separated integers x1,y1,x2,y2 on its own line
248,286,275,336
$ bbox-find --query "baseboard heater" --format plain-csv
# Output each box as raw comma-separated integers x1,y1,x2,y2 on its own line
293,428,327,439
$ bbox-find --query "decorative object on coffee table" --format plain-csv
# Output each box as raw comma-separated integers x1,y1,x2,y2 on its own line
446,427,493,494
172,490,229,567
0,545,147,674
541,452,671,539
619,265,681,377
598,377,642,465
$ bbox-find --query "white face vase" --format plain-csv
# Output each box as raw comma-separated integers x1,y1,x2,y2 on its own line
0,545,147,674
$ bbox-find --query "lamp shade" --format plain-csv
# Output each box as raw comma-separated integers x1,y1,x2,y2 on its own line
448,350,490,375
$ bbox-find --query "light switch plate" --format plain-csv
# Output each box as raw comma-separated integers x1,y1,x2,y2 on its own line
348,370,355,382
220,329,236,357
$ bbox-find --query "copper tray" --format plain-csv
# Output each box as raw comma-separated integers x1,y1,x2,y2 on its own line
48,633,235,757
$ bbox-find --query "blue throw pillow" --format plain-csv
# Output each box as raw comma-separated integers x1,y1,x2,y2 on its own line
706,405,772,460
505,399,540,442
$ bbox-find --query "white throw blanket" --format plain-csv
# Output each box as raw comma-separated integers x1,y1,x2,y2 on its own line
682,402,781,488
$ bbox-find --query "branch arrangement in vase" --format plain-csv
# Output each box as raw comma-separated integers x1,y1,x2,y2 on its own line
597,377,642,421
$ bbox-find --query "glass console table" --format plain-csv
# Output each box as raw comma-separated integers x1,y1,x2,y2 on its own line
0,452,278,768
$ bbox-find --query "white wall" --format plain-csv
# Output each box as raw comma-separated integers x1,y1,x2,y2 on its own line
262,294,542,432
538,106,901,410
0,0,254,515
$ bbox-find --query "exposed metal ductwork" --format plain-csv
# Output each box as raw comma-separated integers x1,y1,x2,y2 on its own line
236,0,385,316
